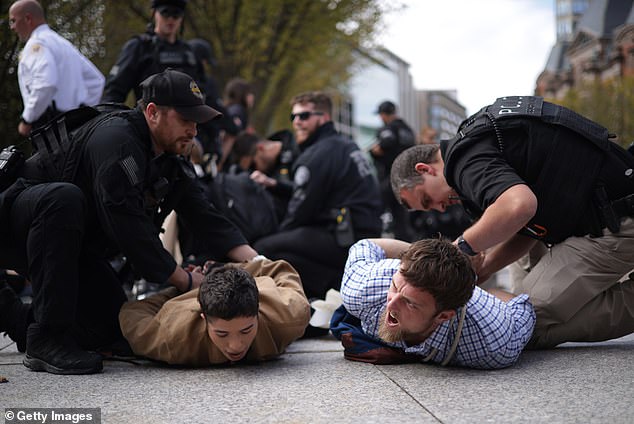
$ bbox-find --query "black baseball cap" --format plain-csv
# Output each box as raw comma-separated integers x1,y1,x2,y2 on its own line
140,69,221,124
376,100,396,114
151,0,187,10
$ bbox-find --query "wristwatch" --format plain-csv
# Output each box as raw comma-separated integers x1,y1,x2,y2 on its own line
457,234,478,256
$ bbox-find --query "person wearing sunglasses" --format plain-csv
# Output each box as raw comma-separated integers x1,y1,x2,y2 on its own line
102,0,203,104
253,92,382,336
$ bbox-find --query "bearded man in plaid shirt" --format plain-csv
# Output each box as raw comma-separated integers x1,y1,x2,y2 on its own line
337,238,535,369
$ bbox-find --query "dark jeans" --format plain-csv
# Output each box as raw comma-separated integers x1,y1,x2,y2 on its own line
254,226,349,300
0,182,126,349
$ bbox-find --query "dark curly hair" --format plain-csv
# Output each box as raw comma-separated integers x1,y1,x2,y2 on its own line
198,265,259,320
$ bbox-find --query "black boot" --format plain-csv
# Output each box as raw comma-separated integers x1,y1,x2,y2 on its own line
23,323,103,375
0,280,29,352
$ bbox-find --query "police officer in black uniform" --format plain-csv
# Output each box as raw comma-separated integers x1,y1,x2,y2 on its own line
102,0,202,103
254,92,382,302
0,69,258,375
391,96,634,349
370,101,416,241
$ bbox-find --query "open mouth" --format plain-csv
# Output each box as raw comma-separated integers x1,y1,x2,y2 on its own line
386,310,399,327
227,351,246,362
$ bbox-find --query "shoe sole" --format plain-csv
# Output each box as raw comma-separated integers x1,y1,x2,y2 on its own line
23,355,103,375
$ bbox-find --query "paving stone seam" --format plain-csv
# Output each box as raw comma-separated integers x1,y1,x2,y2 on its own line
375,366,445,423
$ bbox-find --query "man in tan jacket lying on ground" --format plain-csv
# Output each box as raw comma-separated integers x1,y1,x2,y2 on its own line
119,258,310,366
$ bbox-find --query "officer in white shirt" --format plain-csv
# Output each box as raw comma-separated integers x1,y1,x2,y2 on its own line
8,0,105,136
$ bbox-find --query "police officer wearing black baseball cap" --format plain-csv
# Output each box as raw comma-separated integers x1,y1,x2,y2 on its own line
0,69,258,375
102,0,204,103
140,68,220,124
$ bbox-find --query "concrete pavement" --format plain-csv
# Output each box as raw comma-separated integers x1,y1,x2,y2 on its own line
1,331,633,423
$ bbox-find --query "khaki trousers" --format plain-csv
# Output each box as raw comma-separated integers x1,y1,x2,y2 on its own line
512,217,634,349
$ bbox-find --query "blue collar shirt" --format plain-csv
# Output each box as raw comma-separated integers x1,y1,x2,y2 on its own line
340,240,536,369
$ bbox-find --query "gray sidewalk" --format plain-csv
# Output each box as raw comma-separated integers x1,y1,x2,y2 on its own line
1,331,633,423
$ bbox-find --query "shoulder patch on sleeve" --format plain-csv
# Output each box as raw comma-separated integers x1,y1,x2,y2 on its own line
31,43,41,53
379,128,394,140
109,65,120,77
294,165,310,187
119,155,142,186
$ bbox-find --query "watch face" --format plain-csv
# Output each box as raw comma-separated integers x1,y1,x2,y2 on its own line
458,237,476,256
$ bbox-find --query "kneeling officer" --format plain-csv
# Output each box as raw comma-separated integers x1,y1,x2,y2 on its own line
0,69,257,375
391,96,634,349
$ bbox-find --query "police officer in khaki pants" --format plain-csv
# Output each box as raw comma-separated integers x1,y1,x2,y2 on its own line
390,96,634,349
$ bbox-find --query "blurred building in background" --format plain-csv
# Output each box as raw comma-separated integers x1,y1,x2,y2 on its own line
536,0,633,99
345,47,419,151
416,90,466,142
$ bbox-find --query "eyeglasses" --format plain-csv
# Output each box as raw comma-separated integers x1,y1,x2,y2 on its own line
289,111,323,122
159,7,184,19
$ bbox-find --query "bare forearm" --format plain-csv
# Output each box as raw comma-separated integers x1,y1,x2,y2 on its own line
479,234,537,281
167,265,203,292
486,288,516,303
462,184,537,253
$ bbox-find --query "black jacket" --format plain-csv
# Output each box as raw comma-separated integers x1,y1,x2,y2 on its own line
102,33,203,103
372,118,415,179
282,122,382,237
73,108,246,282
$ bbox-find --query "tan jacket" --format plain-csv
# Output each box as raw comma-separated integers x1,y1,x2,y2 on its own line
119,259,310,366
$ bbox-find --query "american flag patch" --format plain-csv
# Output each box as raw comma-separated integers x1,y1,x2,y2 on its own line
119,155,141,186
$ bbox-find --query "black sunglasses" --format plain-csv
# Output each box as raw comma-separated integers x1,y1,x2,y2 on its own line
159,7,184,19
289,111,324,122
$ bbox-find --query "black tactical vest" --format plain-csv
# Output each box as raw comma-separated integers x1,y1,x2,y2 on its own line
445,96,611,245
132,34,201,100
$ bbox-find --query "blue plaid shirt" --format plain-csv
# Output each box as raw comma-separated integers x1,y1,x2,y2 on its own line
340,240,536,369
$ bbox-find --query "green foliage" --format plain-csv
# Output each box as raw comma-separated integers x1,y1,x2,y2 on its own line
0,0,387,149
183,0,385,135
0,0,107,149
554,76,634,148
1,0,28,149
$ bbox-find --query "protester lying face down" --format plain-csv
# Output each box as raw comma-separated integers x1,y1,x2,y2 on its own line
0,69,258,375
198,266,260,362
119,259,311,365
391,96,634,349
378,238,474,345
335,238,535,369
